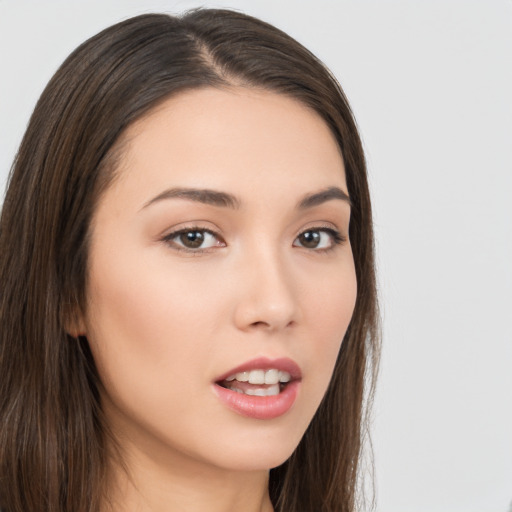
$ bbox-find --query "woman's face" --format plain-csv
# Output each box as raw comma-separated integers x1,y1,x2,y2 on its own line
83,87,357,473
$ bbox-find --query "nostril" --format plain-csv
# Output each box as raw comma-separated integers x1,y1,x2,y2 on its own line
250,320,270,328
249,319,295,330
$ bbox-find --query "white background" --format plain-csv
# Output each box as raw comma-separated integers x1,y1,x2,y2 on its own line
1,1,511,511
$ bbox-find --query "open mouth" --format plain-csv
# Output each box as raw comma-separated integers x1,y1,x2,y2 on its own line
217,369,292,397
213,357,301,419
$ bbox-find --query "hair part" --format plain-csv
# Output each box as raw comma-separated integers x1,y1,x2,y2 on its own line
0,9,379,511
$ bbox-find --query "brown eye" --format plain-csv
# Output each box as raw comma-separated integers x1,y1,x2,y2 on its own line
179,230,205,249
164,228,225,252
297,230,321,249
293,228,343,250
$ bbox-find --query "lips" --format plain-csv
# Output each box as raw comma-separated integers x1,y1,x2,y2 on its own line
213,357,302,420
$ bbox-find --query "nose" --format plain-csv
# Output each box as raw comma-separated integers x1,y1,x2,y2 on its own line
232,247,299,333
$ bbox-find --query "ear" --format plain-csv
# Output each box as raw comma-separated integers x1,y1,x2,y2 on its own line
62,302,87,338
66,318,86,338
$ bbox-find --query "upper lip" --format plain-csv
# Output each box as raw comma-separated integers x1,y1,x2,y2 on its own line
215,357,302,382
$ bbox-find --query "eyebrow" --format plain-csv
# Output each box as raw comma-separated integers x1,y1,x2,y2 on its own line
142,187,241,210
142,185,351,211
297,186,351,209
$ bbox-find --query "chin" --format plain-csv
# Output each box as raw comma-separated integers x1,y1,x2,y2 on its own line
199,424,305,473
213,450,294,473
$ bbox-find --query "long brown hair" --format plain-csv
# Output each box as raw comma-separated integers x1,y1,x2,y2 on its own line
0,9,379,512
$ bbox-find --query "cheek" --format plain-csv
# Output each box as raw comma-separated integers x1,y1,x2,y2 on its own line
83,258,230,460
302,258,357,388
83,252,219,405
304,252,357,336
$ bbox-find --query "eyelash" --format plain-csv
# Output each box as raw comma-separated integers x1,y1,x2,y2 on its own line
294,227,346,253
161,226,346,254
161,227,224,255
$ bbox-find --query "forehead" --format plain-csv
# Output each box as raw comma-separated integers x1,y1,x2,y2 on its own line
109,87,347,207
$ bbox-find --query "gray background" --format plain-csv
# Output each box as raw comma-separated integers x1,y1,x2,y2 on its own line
1,1,511,511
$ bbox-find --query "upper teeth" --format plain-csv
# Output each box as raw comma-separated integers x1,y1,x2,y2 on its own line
225,369,291,385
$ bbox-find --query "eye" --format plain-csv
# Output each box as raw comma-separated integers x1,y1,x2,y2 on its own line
163,228,225,251
293,228,344,250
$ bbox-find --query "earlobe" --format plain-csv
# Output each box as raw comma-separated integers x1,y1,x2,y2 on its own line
62,304,87,338
66,320,86,338
67,327,86,338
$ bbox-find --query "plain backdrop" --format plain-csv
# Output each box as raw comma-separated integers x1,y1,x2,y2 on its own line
1,1,511,511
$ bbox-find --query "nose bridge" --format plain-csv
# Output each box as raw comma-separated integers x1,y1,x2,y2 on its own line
233,240,299,331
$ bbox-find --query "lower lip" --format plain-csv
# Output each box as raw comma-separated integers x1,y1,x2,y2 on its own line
213,381,300,420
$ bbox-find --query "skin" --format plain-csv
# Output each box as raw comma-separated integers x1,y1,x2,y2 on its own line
80,87,357,511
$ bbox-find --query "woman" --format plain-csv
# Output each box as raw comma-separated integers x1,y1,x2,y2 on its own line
0,9,379,512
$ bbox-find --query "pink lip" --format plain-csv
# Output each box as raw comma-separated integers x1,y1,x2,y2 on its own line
213,357,302,420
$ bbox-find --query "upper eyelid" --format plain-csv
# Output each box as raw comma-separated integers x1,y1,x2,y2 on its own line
295,227,345,243
161,223,221,239
296,217,342,229
162,227,223,243
165,226,217,236
296,222,344,237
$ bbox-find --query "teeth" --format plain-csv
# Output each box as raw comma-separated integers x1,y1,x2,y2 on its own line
243,384,280,396
264,369,279,384
235,371,250,382
226,369,292,384
248,370,265,384
267,384,280,395
221,369,294,397
279,371,291,383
